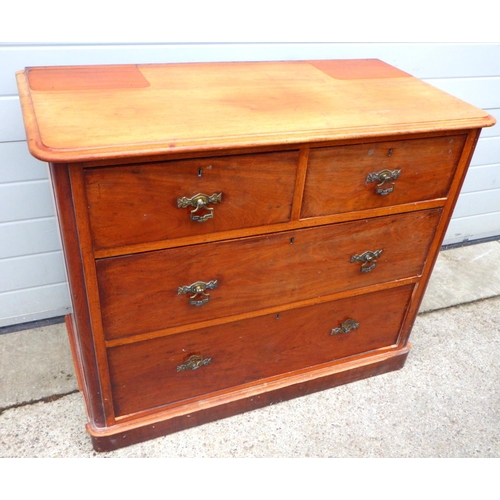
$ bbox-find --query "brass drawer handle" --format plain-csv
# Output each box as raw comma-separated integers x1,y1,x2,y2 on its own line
366,169,401,195
177,354,212,372
330,318,360,335
177,192,222,222
178,280,218,306
351,249,383,273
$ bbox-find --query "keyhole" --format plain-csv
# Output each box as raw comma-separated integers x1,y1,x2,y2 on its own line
198,168,203,177
388,148,393,157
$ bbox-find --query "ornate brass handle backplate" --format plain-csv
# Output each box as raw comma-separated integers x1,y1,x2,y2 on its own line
351,249,383,273
178,280,218,306
366,169,401,195
330,318,360,335
176,354,212,372
177,192,222,222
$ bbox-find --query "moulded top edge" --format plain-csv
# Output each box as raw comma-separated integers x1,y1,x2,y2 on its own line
15,61,496,163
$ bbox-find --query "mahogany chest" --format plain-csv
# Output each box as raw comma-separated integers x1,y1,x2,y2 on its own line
16,59,494,451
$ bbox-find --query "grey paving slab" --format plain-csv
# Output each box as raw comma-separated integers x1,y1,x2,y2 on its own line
420,241,500,313
0,322,77,408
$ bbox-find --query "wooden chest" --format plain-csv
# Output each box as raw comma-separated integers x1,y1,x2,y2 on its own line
16,60,494,451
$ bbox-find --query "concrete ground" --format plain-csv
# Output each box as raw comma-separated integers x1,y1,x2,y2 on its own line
1,241,499,457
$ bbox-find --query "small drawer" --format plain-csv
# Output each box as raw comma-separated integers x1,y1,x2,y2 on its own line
84,150,299,250
107,284,414,417
301,134,466,218
96,209,440,340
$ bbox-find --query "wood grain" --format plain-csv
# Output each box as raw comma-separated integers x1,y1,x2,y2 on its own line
302,134,466,218
90,346,410,451
108,284,413,417
16,61,494,163
96,209,441,340
93,198,447,259
48,163,108,426
85,150,298,250
27,65,150,91
397,129,483,346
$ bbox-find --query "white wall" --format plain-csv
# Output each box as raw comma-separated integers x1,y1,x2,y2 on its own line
1,43,499,327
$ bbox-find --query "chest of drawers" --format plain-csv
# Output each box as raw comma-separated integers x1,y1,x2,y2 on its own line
17,59,494,451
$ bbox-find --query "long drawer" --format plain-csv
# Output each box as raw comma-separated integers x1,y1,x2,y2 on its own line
301,135,466,218
85,150,299,250
107,284,414,417
96,209,441,340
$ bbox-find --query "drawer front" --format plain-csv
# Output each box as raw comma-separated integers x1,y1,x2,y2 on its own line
301,135,466,218
97,209,440,340
85,150,299,250
108,285,414,417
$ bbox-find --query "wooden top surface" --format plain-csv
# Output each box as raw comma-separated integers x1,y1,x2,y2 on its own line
16,59,495,162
